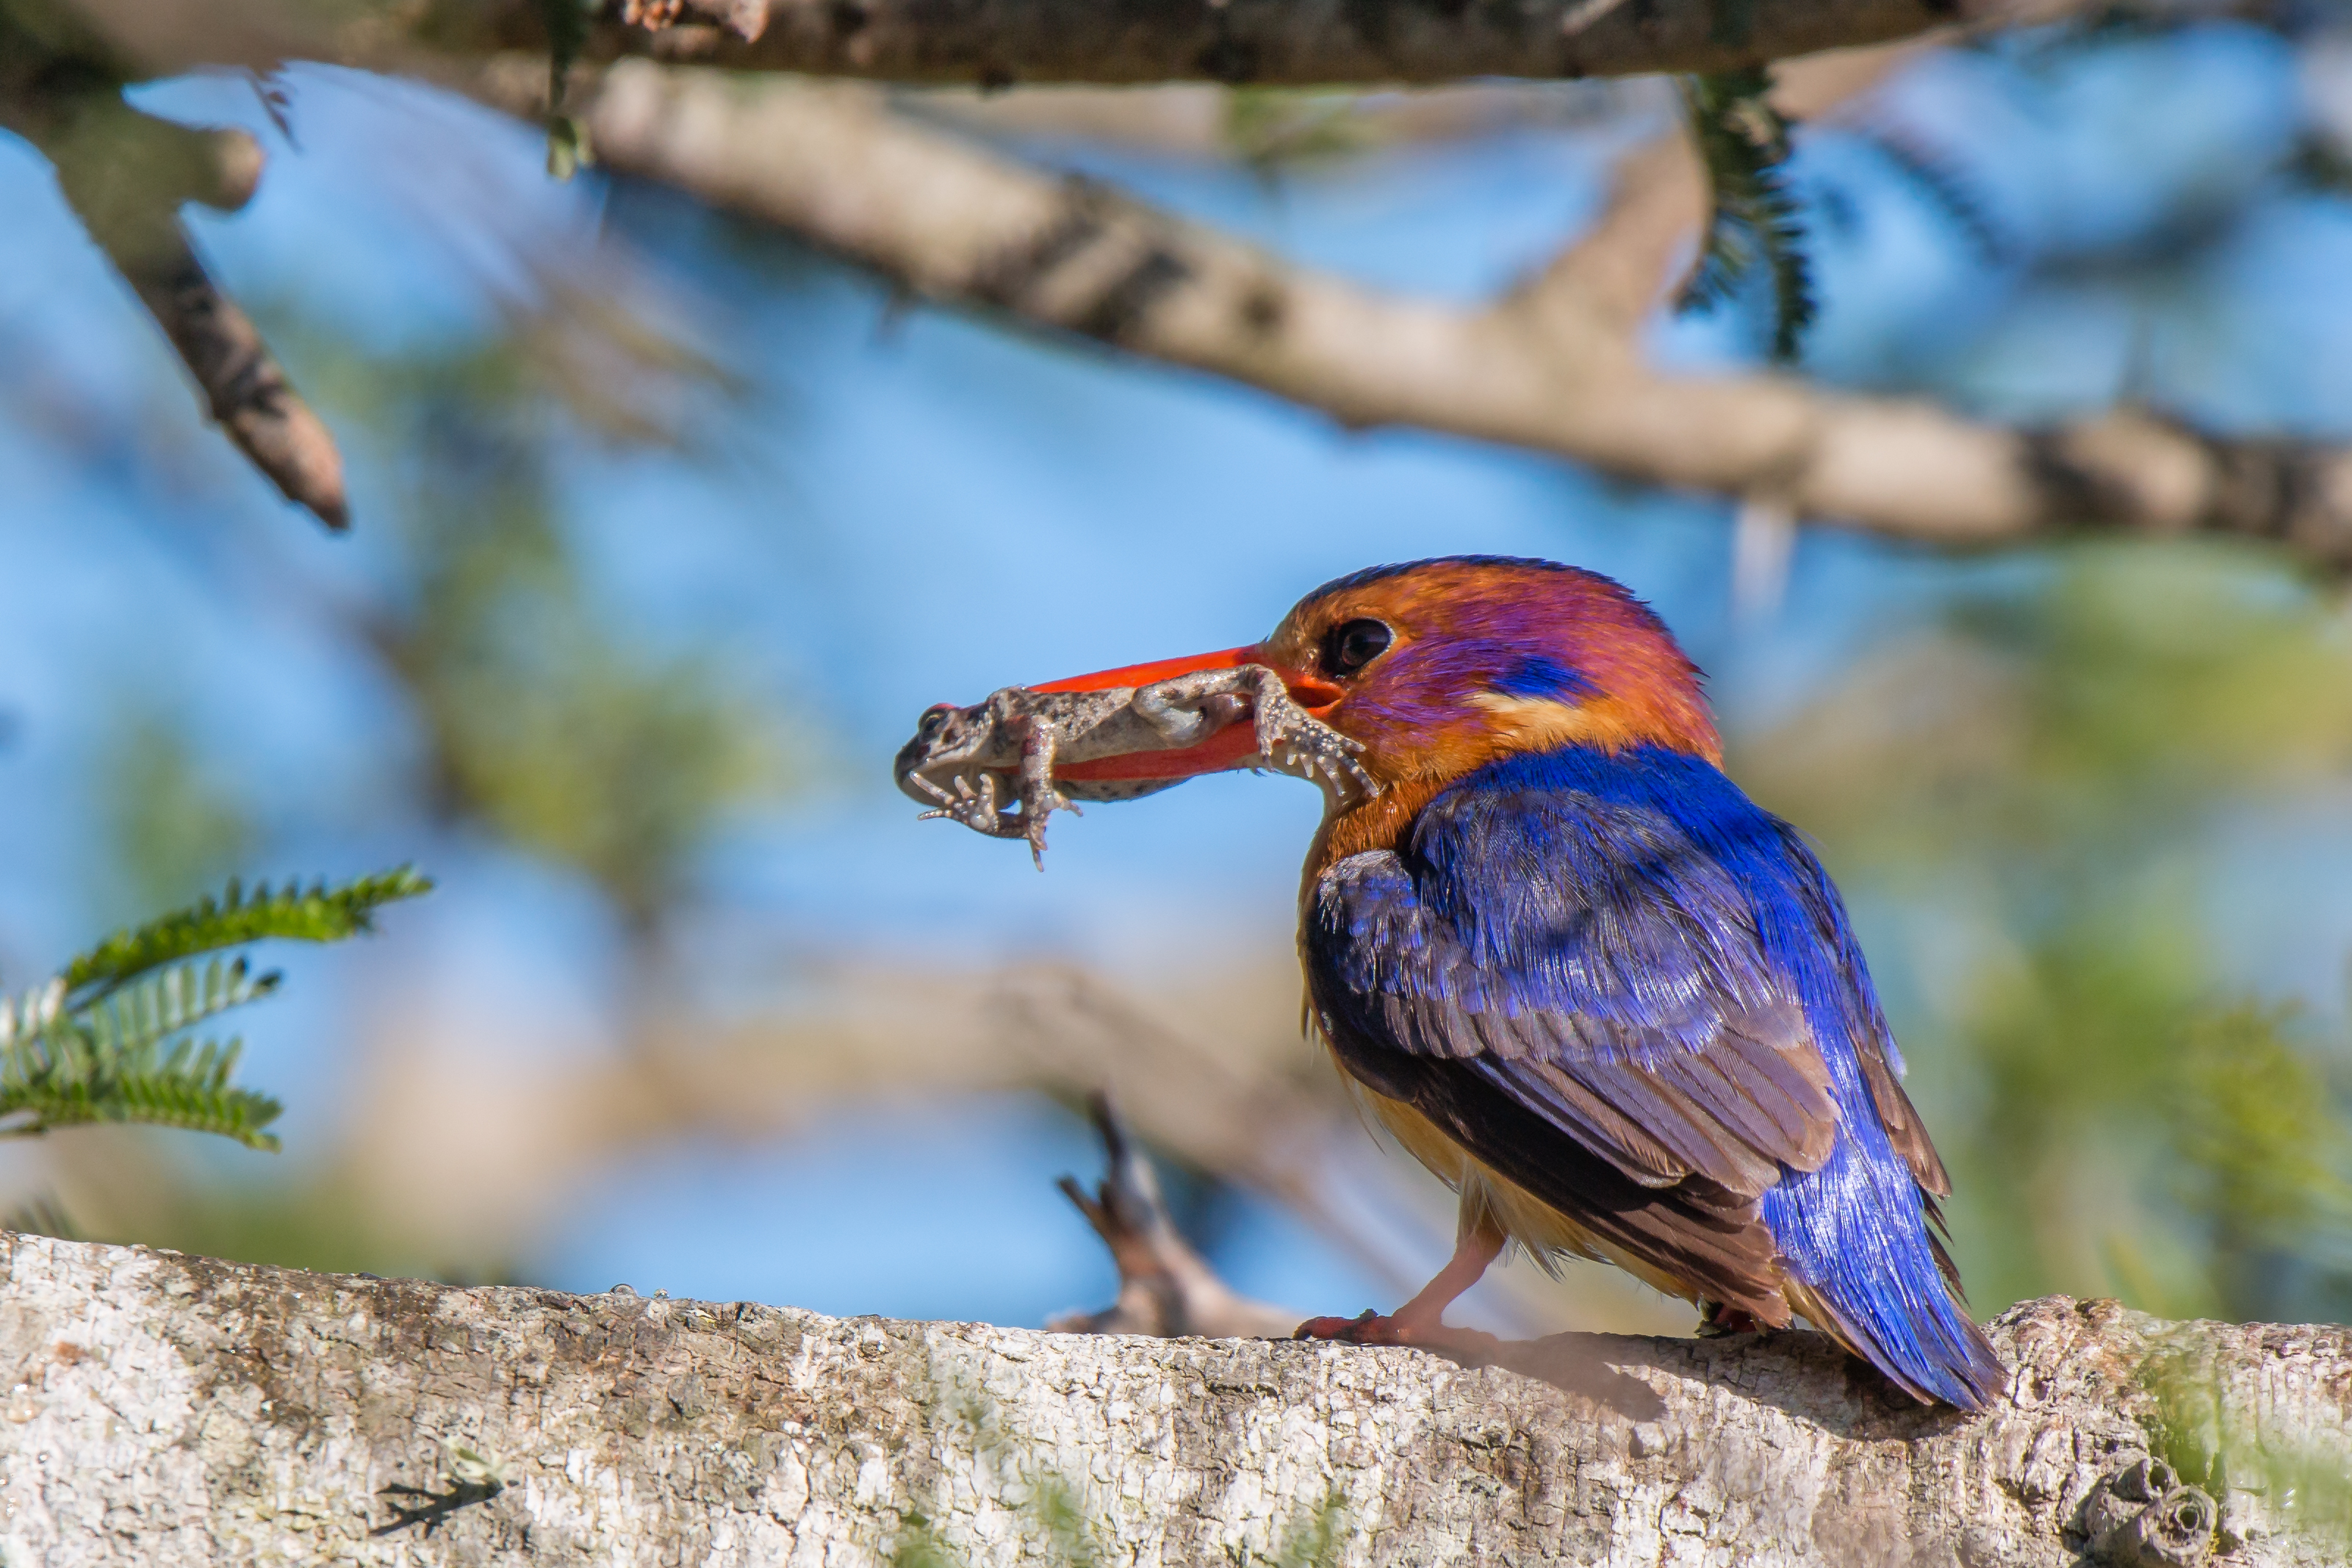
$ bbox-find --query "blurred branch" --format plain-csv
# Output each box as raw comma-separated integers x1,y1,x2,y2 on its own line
907,80,1640,159
1518,130,1708,334
60,0,2109,87
272,957,1672,1334
475,59,2352,568
19,1,2309,550
0,17,348,528
326,961,1355,1251
1048,1092,1303,1339
554,0,2050,83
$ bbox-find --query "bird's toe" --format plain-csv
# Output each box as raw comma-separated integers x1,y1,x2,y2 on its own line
1292,1310,1392,1343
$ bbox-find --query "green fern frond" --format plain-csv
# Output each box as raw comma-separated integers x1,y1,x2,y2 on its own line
83,957,281,1059
0,981,78,1102
0,866,428,1152
64,866,433,1001
1677,68,1816,362
107,1054,284,1150
0,1036,283,1150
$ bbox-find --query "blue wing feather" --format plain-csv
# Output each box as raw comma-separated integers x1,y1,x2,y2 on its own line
1306,742,2001,1409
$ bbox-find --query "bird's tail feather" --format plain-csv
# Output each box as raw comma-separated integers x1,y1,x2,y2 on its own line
1762,1136,2005,1410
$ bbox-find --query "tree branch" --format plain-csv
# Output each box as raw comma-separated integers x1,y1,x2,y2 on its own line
2,1230,2345,1563
490,60,2352,568
1047,1091,1306,1339
550,0,2049,87
1,39,348,529
32,1,2301,553
65,0,2107,88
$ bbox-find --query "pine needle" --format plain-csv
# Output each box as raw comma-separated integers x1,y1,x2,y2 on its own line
1676,68,1816,362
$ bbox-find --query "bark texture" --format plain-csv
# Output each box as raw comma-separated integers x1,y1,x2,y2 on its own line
1,1231,2347,1565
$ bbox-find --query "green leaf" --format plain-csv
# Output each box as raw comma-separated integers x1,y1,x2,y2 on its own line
107,1053,285,1151
63,866,434,1001
1677,68,1816,362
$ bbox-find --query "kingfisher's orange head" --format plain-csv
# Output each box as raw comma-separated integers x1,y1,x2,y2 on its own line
1034,557,1718,855
1252,555,1717,783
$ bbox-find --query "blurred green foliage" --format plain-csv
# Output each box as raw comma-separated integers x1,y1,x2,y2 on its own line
95,309,784,946
68,314,789,1273
2144,1333,2352,1549
98,711,256,925
352,342,785,938
1741,544,2352,1323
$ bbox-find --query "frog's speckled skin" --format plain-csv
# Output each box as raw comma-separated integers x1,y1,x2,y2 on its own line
894,666,1373,866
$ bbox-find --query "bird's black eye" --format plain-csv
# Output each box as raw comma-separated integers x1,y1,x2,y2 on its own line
1323,618,1393,677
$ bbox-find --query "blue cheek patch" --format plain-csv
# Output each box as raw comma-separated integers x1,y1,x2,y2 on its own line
1490,654,1595,702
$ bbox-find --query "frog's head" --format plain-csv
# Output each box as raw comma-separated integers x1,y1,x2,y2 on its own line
891,694,1026,809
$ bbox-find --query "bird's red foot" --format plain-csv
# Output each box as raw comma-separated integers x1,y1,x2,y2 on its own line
1294,1309,1403,1344
1292,1310,1504,1362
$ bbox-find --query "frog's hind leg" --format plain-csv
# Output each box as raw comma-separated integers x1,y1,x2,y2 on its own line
1013,716,1079,869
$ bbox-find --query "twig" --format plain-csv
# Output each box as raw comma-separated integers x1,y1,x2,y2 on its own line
1049,1091,1303,1339
9,84,348,529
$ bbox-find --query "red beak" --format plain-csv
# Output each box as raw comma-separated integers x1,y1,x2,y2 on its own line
1032,644,1344,781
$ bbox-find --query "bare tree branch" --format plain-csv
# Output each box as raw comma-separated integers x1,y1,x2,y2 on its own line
553,0,2044,86
26,0,2301,551
1,46,348,528
62,0,2110,88
478,60,2352,568
1048,1092,1306,1339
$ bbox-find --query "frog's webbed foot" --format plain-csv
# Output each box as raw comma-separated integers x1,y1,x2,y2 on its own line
1242,669,1377,805
910,770,1021,838
1013,716,1079,870
909,715,1079,868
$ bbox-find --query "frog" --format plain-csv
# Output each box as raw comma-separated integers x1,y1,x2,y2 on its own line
893,665,1376,866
